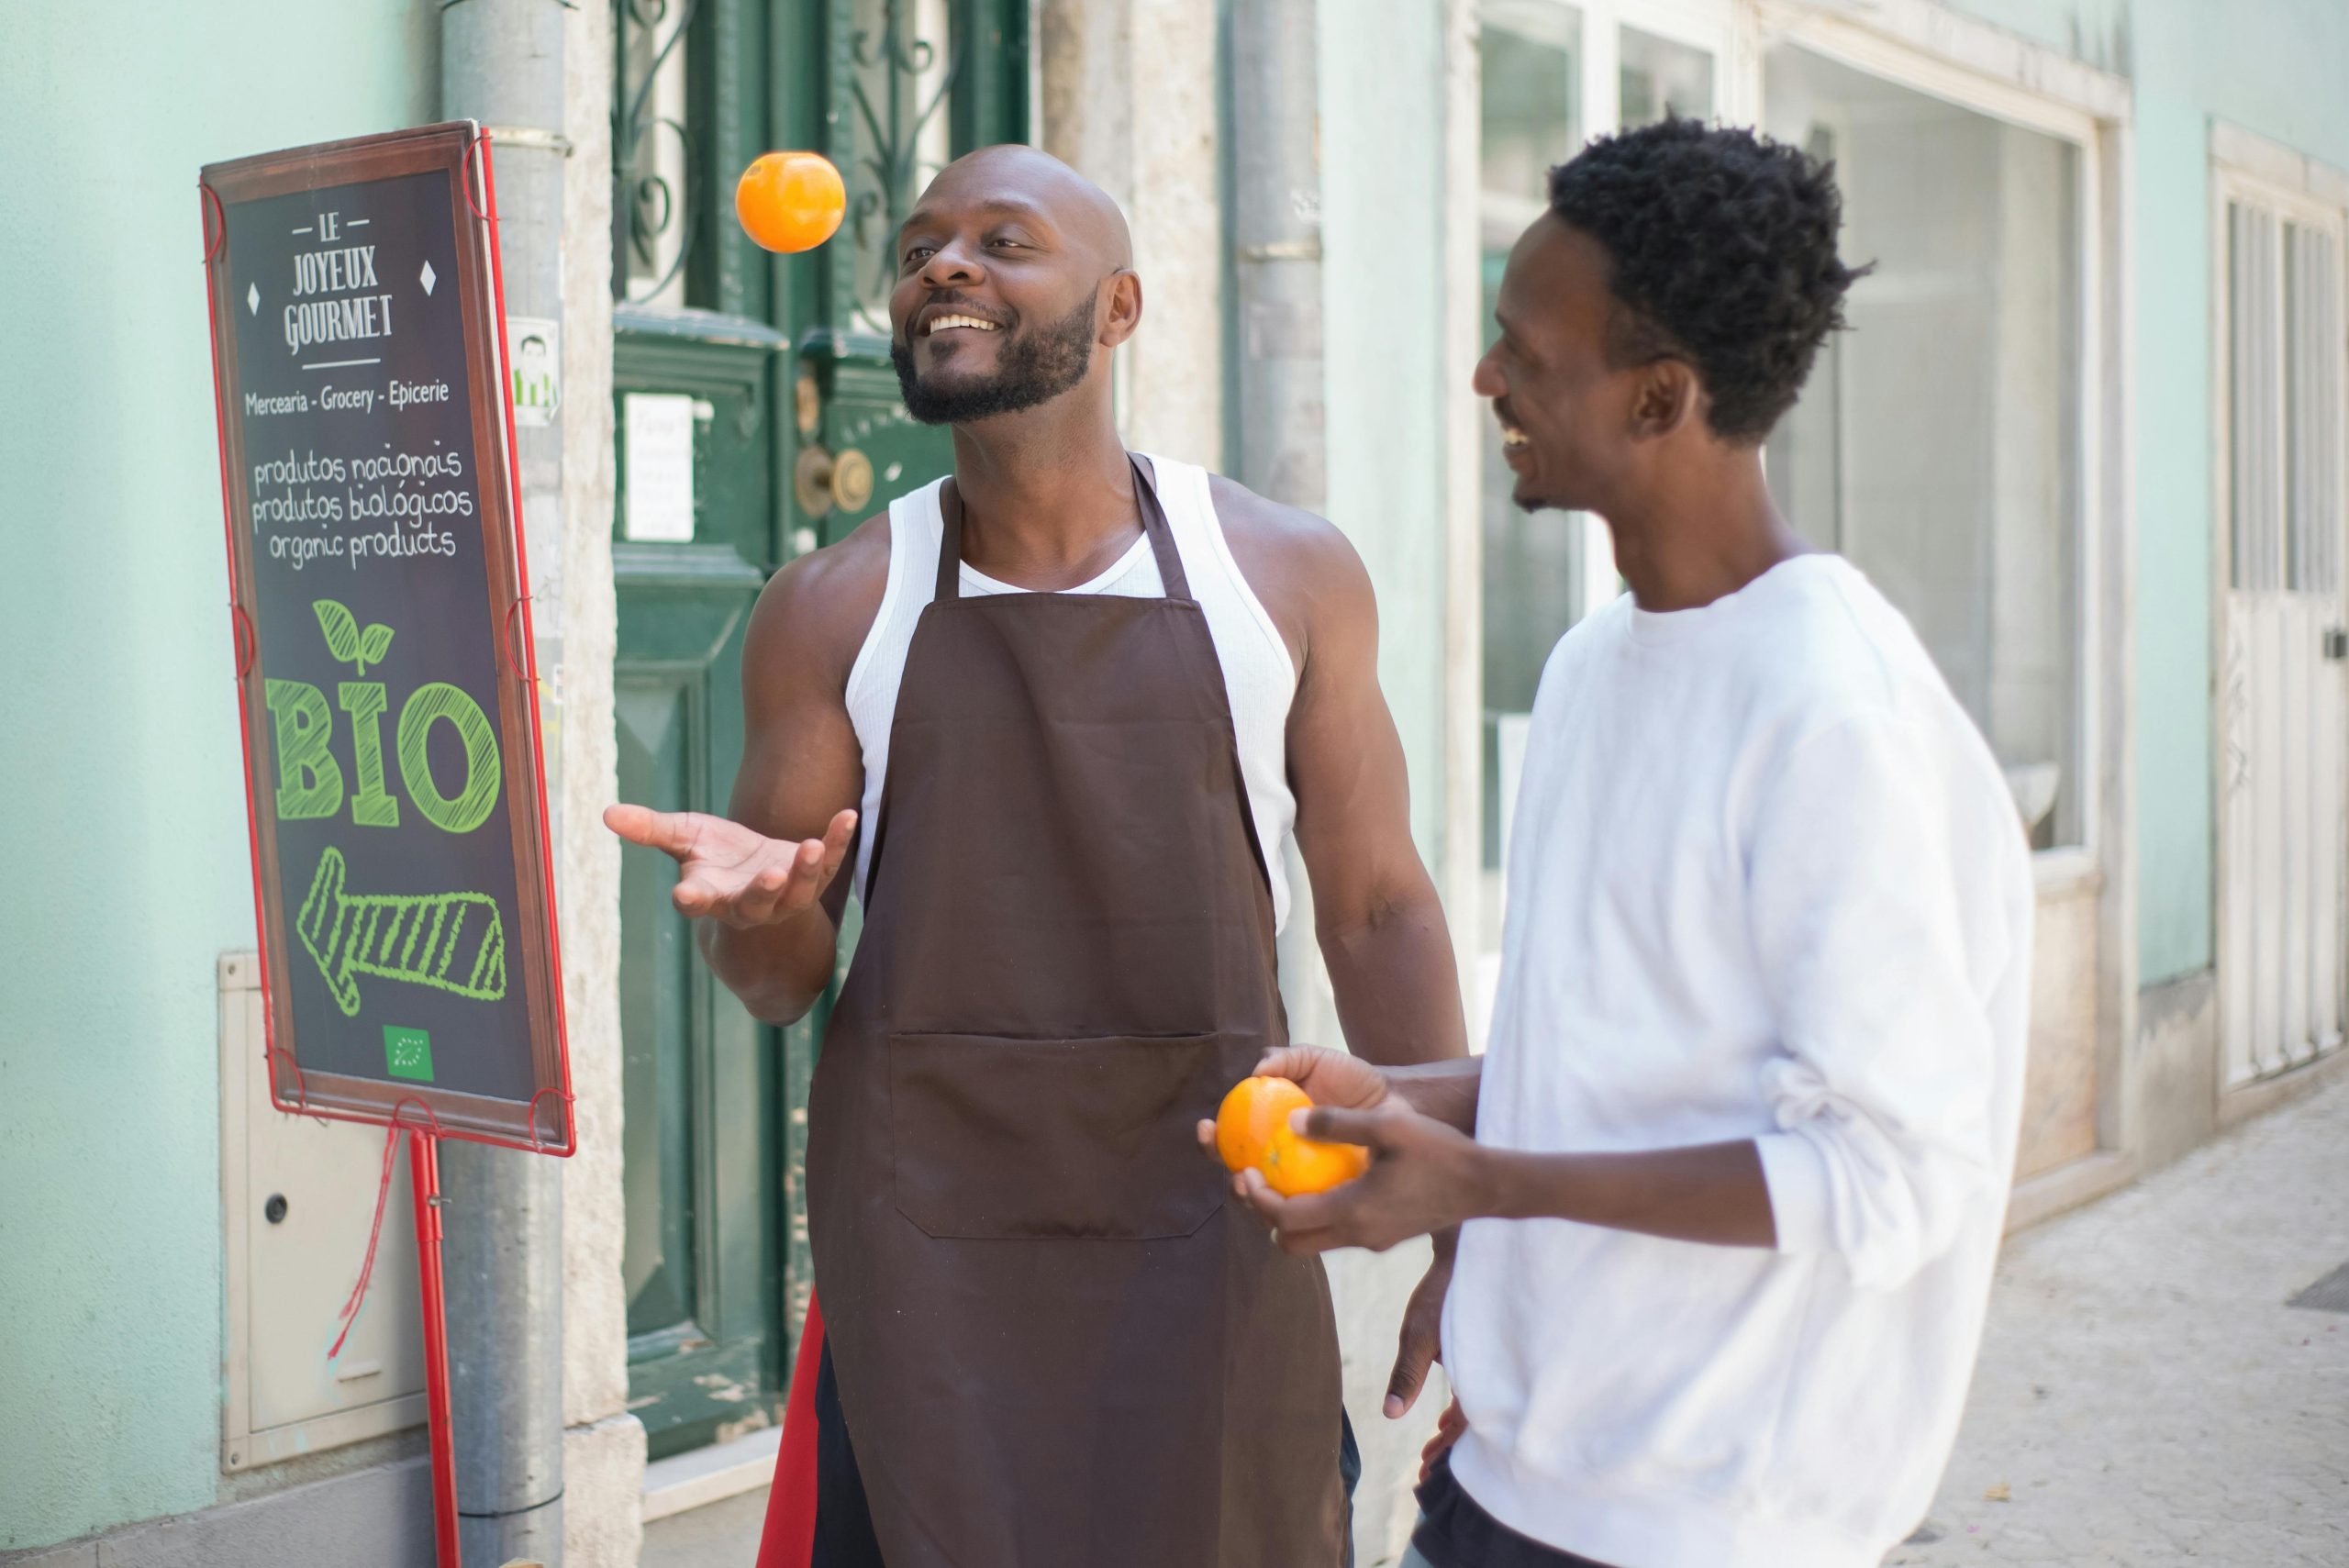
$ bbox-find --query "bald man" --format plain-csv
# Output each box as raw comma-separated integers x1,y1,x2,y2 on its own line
609,146,1468,1568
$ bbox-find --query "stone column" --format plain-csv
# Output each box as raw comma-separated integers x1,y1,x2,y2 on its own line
1039,0,1226,468
552,1,643,1563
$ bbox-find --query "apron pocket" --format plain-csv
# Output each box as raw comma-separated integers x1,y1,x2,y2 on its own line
889,1032,1229,1240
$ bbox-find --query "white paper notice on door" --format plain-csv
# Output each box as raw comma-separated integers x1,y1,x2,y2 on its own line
623,393,696,542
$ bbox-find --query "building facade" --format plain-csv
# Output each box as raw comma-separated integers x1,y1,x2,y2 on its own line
2,1,2343,1564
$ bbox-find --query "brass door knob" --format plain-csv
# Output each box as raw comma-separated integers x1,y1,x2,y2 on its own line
794,443,874,517
829,447,874,513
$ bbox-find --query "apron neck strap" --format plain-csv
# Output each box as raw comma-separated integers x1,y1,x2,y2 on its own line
934,454,1192,603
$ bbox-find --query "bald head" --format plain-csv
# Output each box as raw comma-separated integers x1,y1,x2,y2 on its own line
887,142,1145,428
908,144,1133,272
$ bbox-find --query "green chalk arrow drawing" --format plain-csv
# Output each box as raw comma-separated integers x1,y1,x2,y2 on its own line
296,846,507,1018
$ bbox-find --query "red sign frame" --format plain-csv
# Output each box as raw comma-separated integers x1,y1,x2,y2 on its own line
200,123,573,1155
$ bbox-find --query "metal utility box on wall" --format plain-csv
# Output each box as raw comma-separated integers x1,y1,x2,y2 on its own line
220,951,425,1471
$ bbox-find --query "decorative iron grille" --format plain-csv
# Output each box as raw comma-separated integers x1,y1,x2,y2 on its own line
613,0,702,305
845,0,962,330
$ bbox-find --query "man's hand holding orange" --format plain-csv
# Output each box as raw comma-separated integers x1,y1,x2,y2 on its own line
1204,1046,1491,1257
1197,1045,1464,1419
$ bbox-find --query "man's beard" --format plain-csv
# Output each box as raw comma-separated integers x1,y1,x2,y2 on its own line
892,294,1099,426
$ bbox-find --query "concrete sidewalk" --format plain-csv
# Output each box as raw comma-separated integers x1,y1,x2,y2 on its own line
1889,1066,2349,1566
646,1070,2349,1568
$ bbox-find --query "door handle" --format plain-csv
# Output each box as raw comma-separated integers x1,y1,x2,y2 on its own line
2325,627,2347,661
794,443,874,518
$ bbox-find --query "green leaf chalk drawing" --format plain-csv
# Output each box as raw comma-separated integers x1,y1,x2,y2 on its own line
360,622,395,669
312,598,395,676
297,845,507,1018
314,599,362,664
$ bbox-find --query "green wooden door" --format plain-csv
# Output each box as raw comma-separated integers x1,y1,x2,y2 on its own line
610,0,1028,1456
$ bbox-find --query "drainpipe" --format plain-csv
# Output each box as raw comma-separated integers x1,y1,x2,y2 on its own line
1230,0,1324,511
441,3,569,1563
1230,0,1332,1033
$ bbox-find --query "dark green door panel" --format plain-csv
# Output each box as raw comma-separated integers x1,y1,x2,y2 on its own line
611,0,1029,1455
618,673,697,1340
614,573,774,1453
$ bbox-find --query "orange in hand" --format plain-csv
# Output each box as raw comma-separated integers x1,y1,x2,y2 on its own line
735,151,846,253
1215,1076,1370,1197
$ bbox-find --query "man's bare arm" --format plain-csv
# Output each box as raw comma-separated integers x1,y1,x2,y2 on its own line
1207,487,1475,1422
606,517,886,1025
1215,477,1469,1071
1241,1103,1777,1256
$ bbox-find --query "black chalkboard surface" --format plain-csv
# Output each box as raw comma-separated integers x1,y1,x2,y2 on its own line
202,124,571,1152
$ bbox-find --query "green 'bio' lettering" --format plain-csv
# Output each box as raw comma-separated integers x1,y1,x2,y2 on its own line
397,682,501,834
265,678,344,819
339,682,400,828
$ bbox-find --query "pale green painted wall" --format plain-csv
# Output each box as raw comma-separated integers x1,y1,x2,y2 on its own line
1319,0,1453,862
0,4,438,1548
1942,0,2349,983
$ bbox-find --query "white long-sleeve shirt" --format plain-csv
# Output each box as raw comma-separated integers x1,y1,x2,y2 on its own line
1446,554,2033,1568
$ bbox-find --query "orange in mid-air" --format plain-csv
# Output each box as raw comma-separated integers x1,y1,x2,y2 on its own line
735,151,846,253
1214,1076,1370,1197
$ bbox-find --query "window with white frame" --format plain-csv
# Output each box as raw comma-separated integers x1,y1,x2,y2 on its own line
1475,0,1722,884
1471,1,1730,1037
1761,46,2088,851
1471,11,2109,1052
1479,0,1584,895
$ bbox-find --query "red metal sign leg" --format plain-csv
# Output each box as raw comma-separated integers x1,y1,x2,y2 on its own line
410,1130,461,1568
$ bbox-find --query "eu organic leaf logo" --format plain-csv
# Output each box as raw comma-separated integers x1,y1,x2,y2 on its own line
314,598,395,677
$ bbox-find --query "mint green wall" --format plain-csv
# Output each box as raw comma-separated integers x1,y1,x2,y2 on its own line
1943,0,2349,983
1319,0,1453,862
0,5,437,1549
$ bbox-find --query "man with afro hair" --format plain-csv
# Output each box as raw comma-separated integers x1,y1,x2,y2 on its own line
1227,119,2036,1568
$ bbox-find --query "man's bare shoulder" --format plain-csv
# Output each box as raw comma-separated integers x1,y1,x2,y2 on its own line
1203,473,1359,566
1203,473,1375,667
741,510,893,701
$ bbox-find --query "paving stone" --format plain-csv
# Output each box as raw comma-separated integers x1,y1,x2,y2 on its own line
1890,1072,2349,1566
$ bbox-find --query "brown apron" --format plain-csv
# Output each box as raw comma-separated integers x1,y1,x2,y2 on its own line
805,456,1346,1567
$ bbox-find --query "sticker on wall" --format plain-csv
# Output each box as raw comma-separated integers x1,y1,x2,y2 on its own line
507,315,561,428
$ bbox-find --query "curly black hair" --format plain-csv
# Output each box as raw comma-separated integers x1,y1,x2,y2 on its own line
1547,117,1868,442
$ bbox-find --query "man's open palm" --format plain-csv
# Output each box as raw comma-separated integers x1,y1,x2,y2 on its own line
604,803,857,928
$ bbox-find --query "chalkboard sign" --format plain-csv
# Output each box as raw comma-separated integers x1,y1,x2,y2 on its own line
201,124,571,1152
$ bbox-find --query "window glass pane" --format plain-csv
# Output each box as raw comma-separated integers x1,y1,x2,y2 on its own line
1620,26,1713,128
2307,228,2344,595
2287,224,2308,591
1478,4,1582,877
1764,46,2084,851
2283,222,2343,595
2232,205,2270,592
2226,205,2283,595
1482,3,1580,215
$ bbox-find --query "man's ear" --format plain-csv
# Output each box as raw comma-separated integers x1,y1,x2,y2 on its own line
1629,358,1700,440
1100,269,1144,348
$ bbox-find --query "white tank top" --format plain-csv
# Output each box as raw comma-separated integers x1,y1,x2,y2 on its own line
844,454,1299,932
